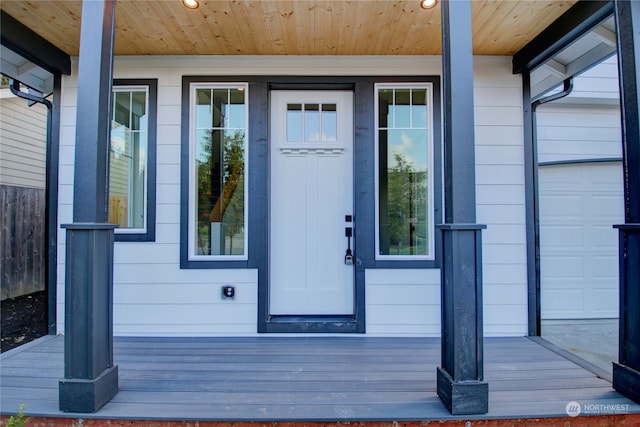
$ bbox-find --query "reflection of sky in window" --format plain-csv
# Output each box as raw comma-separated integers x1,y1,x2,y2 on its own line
287,103,337,142
137,114,148,172
412,104,427,128
110,127,147,171
195,89,245,130
196,103,211,128
322,107,337,141
287,106,302,141
137,133,147,172
387,129,428,171
389,105,427,128
305,106,320,141
394,105,410,128
111,123,126,155
226,104,245,129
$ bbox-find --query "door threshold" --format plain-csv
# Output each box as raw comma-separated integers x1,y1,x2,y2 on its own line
269,315,354,323
263,315,361,333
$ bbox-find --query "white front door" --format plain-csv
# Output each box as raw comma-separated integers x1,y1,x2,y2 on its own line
270,90,354,315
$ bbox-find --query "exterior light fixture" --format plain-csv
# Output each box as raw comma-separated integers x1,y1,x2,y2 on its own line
183,0,199,9
420,0,437,9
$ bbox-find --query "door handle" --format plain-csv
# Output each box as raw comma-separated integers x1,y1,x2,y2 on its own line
345,226,354,265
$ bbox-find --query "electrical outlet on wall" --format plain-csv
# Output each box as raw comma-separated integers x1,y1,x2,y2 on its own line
222,285,235,299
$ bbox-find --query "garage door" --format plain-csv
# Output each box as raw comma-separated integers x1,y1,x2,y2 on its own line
539,161,622,319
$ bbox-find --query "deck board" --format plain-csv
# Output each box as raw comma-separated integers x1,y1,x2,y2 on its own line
1,336,639,421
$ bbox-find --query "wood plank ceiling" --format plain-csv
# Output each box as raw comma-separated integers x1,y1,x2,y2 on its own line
1,0,578,57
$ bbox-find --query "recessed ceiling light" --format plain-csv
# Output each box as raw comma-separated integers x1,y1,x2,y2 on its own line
420,0,437,10
183,0,199,9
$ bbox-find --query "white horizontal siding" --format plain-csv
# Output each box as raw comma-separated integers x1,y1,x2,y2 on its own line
366,269,441,337
563,56,620,103
57,55,528,337
113,278,258,336
57,262,259,335
0,92,47,188
537,104,621,163
474,58,528,337
536,59,620,164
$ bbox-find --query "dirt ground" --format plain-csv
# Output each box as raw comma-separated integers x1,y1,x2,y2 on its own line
1,290,48,353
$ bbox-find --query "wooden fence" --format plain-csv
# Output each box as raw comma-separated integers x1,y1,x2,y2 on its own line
0,185,45,300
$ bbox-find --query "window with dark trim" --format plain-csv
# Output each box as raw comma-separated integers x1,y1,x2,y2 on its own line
375,83,435,260
109,79,157,242
188,82,249,260
178,75,441,273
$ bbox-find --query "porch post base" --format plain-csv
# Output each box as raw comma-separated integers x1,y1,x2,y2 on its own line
613,362,640,404
437,366,488,415
60,223,117,413
59,365,118,413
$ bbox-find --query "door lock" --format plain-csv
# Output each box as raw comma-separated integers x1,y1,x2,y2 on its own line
345,253,354,265
345,226,354,265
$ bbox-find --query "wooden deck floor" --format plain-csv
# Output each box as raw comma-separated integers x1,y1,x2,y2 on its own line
1,335,639,421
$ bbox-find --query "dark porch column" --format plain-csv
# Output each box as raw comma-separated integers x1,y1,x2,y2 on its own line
613,0,640,404
58,0,118,413
436,0,488,415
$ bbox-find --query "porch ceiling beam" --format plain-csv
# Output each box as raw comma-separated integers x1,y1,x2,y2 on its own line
564,42,617,77
530,75,565,100
541,59,567,78
593,25,617,47
16,61,37,77
529,43,617,100
437,0,488,416
0,54,53,94
0,11,70,76
512,1,614,74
